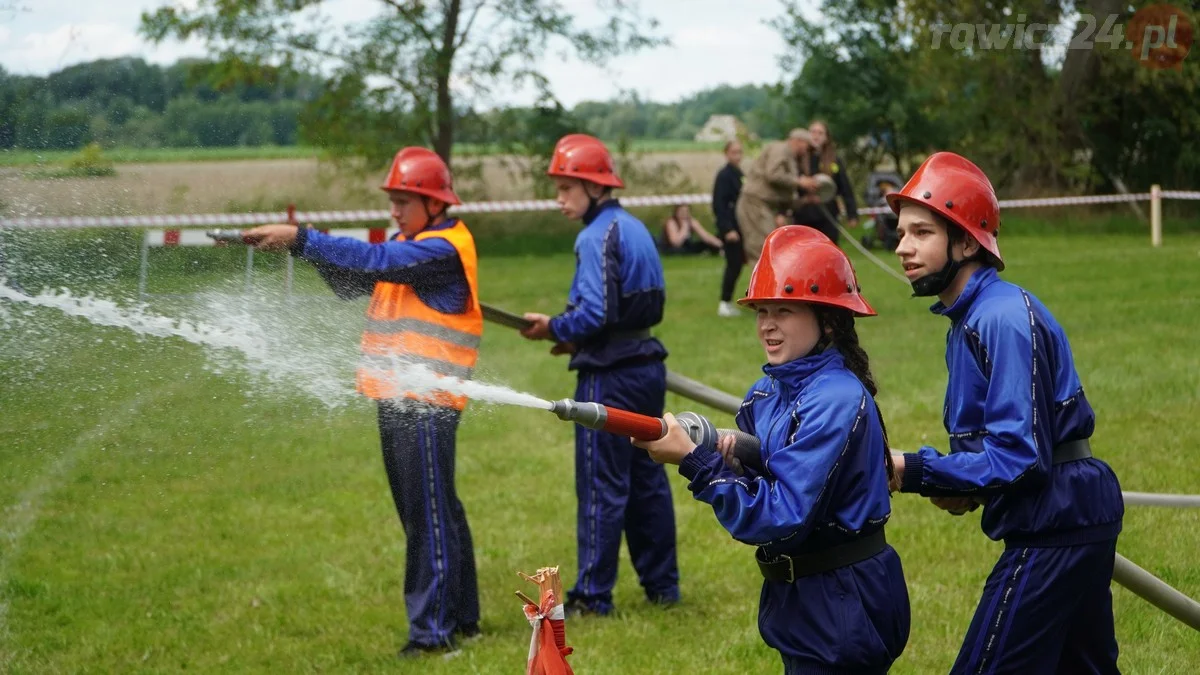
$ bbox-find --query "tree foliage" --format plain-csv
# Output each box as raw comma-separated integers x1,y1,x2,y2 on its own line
0,58,318,151
141,0,666,168
772,0,1200,191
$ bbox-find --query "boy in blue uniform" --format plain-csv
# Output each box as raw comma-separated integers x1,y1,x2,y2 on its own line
520,133,680,616
637,226,910,674
888,152,1124,674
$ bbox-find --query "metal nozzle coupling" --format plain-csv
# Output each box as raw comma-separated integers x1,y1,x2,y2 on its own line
677,411,762,477
549,398,608,431
206,229,247,243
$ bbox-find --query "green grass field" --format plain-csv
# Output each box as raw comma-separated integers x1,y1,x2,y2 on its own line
2,226,1199,673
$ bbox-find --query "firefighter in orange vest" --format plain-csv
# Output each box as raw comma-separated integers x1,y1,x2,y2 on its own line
243,147,483,658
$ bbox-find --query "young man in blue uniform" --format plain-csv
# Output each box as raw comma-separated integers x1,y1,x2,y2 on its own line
888,152,1124,674
520,133,680,616
244,147,483,658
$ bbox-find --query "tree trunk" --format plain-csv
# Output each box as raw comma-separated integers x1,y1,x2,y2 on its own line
1058,0,1126,154
433,0,462,166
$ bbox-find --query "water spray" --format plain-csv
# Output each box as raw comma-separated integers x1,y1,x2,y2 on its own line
201,228,765,472
546,398,762,475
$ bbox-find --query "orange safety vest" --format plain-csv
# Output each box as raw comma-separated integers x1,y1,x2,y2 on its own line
356,220,483,410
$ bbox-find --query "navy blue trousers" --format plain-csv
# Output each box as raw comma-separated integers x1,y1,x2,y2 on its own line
568,361,679,614
377,402,479,646
952,539,1120,675
768,546,911,674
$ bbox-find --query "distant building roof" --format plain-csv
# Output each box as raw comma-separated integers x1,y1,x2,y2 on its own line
694,114,756,143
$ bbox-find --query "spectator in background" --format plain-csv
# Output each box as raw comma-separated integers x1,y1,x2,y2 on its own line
792,120,859,244
860,173,904,251
735,129,815,265
659,204,724,256
713,140,745,318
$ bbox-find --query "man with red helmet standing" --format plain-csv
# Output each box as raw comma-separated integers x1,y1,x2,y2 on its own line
520,133,680,617
887,152,1123,673
243,147,483,658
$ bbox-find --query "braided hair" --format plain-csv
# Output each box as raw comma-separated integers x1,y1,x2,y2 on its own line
813,306,895,480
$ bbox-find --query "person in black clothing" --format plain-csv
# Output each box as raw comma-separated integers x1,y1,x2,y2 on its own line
792,121,858,244
712,140,745,317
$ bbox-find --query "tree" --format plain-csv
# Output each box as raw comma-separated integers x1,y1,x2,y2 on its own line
772,0,948,176
773,0,1200,191
141,0,666,167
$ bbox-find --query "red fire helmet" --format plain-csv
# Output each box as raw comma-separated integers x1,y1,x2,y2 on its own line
738,226,876,317
546,134,624,188
380,147,461,205
886,152,1002,268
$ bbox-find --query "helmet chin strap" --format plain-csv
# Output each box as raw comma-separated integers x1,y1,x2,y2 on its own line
421,197,448,227
910,239,970,297
806,309,834,357
580,182,610,223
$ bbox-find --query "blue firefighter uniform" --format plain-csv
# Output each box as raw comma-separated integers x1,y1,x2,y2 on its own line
292,220,481,648
679,349,910,674
899,267,1124,674
548,199,679,614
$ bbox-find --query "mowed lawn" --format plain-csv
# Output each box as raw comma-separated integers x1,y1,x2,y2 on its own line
2,229,1199,673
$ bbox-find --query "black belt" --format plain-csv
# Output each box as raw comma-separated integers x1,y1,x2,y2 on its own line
1053,439,1092,465
756,530,887,583
956,438,1092,465
607,328,652,341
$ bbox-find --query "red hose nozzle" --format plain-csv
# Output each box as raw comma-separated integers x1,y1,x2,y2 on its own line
548,399,763,475
549,398,666,440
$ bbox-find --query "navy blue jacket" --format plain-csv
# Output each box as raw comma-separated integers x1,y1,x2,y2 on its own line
549,200,668,371
711,162,743,237
900,267,1123,545
291,220,469,313
679,349,892,555
680,349,909,666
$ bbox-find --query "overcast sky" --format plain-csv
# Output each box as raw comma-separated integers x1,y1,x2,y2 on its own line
0,0,807,107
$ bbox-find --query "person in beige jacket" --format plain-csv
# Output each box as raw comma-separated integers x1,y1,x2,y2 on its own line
736,128,820,263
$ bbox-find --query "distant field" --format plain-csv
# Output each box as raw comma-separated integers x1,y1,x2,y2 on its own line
0,152,724,217
0,140,725,168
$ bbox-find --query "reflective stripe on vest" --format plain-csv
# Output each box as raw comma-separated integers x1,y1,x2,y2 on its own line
356,220,483,409
362,318,483,349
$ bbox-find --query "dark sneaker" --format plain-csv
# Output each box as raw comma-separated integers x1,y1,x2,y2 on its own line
397,639,457,659
455,623,482,641
647,592,681,608
563,598,609,618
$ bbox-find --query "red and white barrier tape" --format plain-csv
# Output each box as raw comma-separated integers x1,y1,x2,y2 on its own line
145,227,395,247
2,191,1189,230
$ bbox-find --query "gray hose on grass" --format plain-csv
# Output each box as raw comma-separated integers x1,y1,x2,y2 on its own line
1121,492,1200,508
1114,554,1200,631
